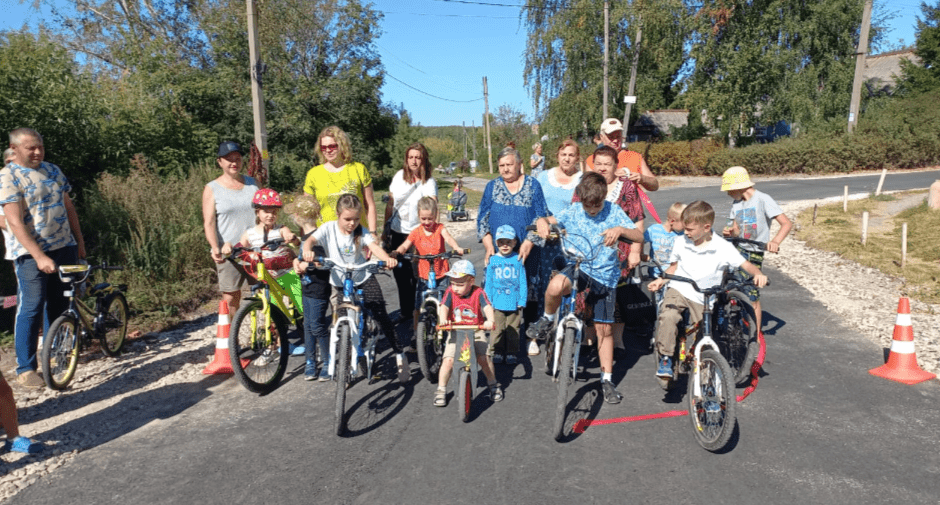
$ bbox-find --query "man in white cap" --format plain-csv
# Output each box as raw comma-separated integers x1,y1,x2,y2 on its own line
585,117,659,193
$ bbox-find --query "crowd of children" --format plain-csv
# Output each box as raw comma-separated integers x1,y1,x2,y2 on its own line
208,160,785,411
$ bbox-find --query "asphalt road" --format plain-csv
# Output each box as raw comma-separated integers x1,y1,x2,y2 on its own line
10,171,940,504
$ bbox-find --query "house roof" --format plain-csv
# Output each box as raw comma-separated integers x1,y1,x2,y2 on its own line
633,109,689,135
864,49,919,89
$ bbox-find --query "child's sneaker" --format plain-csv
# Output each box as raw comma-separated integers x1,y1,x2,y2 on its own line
317,367,332,382
434,388,447,407
601,380,623,404
526,317,553,341
505,354,518,365
489,383,504,402
396,354,410,384
527,339,540,356
656,356,673,378
289,343,305,356
492,353,504,365
8,436,43,454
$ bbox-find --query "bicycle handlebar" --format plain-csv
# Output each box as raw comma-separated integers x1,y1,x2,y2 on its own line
524,223,634,244
726,236,768,251
303,257,387,274
437,324,487,331
400,249,470,261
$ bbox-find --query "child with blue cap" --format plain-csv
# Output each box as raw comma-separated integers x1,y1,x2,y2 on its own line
484,225,528,364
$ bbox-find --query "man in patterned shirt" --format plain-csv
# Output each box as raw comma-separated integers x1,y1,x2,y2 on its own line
1,128,86,389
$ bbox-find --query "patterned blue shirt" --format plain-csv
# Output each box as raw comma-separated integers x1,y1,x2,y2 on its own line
644,223,683,276
554,201,636,288
476,175,550,244
0,161,76,259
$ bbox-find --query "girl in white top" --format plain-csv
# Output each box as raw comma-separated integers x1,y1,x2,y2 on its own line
302,194,410,383
383,142,437,320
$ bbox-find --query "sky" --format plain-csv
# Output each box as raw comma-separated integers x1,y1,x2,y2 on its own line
0,0,928,126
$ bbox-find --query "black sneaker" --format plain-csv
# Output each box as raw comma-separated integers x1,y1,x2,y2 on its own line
526,317,554,341
601,380,623,404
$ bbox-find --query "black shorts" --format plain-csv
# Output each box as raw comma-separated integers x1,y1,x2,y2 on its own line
558,265,616,324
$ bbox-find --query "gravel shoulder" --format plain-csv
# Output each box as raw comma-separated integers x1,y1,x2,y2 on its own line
2,179,938,500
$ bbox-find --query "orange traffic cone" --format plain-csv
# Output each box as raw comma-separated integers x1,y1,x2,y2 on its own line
203,301,235,375
869,297,936,385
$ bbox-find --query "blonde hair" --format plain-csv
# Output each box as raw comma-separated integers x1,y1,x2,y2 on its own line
667,202,687,221
316,125,353,165
681,200,715,226
284,193,321,228
416,196,438,218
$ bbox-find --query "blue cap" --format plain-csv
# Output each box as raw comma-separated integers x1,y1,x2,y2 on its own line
445,259,476,279
217,141,241,157
495,225,517,241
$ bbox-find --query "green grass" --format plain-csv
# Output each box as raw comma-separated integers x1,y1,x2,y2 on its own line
796,191,940,304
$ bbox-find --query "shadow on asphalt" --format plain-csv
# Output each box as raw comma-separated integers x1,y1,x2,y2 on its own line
761,311,786,336
343,374,414,437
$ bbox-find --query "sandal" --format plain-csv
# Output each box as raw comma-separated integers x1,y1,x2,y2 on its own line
489,383,504,402
433,388,447,407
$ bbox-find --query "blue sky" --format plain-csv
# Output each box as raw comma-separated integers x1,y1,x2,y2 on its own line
0,0,926,126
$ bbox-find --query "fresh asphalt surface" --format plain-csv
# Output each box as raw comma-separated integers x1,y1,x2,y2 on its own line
10,170,940,504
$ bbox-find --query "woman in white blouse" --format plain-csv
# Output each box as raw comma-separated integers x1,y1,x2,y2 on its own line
383,142,438,321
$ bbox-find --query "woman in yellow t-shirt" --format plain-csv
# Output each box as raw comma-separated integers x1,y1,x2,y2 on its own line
303,126,377,233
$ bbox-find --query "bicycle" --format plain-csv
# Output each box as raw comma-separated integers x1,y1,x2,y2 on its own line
225,238,303,394
648,267,741,452
399,249,468,383
311,256,390,436
41,263,129,390
436,323,485,422
715,236,767,386
526,223,603,441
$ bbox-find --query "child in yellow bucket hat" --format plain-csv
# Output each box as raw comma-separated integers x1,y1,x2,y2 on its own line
720,166,793,331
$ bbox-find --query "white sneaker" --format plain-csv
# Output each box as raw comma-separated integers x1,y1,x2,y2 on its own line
527,339,540,356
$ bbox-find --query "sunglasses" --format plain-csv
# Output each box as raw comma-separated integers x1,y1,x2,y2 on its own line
321,143,339,152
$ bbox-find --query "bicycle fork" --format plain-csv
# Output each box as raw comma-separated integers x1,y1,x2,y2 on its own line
691,335,721,399
550,314,583,379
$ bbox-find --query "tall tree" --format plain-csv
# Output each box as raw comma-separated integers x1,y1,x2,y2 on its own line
524,0,690,138
901,1,940,93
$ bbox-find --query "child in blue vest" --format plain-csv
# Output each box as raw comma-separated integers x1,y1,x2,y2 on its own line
484,225,528,365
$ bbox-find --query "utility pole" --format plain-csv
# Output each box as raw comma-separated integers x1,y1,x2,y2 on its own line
848,0,873,133
603,0,610,119
463,121,468,161
623,11,642,137
471,121,478,160
247,0,269,172
483,76,493,174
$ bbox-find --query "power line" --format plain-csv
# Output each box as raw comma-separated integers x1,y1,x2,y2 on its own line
381,10,519,18
385,73,484,103
431,0,527,7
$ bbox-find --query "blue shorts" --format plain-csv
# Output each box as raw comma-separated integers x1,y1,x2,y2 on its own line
558,265,616,324
415,276,449,310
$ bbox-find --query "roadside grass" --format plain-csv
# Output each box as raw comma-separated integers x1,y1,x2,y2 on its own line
796,191,940,305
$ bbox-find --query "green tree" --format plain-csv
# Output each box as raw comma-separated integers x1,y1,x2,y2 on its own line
901,1,940,93
524,0,690,137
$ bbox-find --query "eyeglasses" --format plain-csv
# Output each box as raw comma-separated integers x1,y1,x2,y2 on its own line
321,144,339,152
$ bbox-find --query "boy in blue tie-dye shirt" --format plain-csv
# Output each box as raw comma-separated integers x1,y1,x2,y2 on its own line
644,202,686,307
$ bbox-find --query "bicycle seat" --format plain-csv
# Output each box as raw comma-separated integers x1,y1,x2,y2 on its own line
87,282,111,297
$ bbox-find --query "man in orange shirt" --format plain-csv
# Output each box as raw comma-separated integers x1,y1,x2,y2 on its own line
585,118,659,193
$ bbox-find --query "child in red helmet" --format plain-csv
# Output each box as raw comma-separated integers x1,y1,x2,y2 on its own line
224,188,300,278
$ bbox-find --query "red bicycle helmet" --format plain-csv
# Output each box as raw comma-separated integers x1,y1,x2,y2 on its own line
252,188,283,208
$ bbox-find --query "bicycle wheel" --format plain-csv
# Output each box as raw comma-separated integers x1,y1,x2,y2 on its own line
457,368,472,423
415,312,439,383
42,315,80,390
229,299,291,394
715,290,759,386
553,326,576,441
99,292,128,357
688,349,736,452
334,319,352,436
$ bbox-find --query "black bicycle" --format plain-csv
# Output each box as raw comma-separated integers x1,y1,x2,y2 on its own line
718,237,767,386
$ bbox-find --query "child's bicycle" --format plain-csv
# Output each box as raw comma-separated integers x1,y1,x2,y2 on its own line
41,263,129,390
648,266,756,452
226,239,303,394
716,236,767,386
526,223,604,442
436,323,485,422
399,249,468,383
311,257,389,436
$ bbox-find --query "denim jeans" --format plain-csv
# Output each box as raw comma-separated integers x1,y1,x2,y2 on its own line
302,295,330,368
14,246,78,375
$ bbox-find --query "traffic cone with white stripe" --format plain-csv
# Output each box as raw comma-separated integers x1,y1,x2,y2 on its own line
869,297,936,385
203,301,235,374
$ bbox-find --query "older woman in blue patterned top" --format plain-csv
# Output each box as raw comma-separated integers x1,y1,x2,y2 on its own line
477,147,550,335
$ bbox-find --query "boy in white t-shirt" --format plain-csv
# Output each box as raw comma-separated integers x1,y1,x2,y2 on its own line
648,201,767,378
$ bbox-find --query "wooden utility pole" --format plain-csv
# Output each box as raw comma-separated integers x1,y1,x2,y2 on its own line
247,0,269,171
622,12,642,134
483,76,493,174
603,0,610,119
463,121,468,161
847,0,873,133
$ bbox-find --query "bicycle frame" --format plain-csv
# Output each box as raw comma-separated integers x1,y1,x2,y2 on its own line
58,265,122,339
328,278,373,379
438,324,482,392
549,272,584,379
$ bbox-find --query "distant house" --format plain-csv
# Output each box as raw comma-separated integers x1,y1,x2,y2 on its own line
864,49,919,95
629,109,689,141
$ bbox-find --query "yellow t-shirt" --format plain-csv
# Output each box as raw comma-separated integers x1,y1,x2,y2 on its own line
302,162,372,225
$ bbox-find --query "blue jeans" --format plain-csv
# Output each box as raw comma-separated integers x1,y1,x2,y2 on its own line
302,295,330,367
14,246,78,375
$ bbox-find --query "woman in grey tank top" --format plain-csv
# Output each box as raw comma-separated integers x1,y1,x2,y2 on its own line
201,141,259,312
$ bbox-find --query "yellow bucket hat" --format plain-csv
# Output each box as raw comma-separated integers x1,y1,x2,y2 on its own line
721,166,753,191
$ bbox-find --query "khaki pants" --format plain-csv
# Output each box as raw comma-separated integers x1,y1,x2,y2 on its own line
490,309,521,356
655,288,704,357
